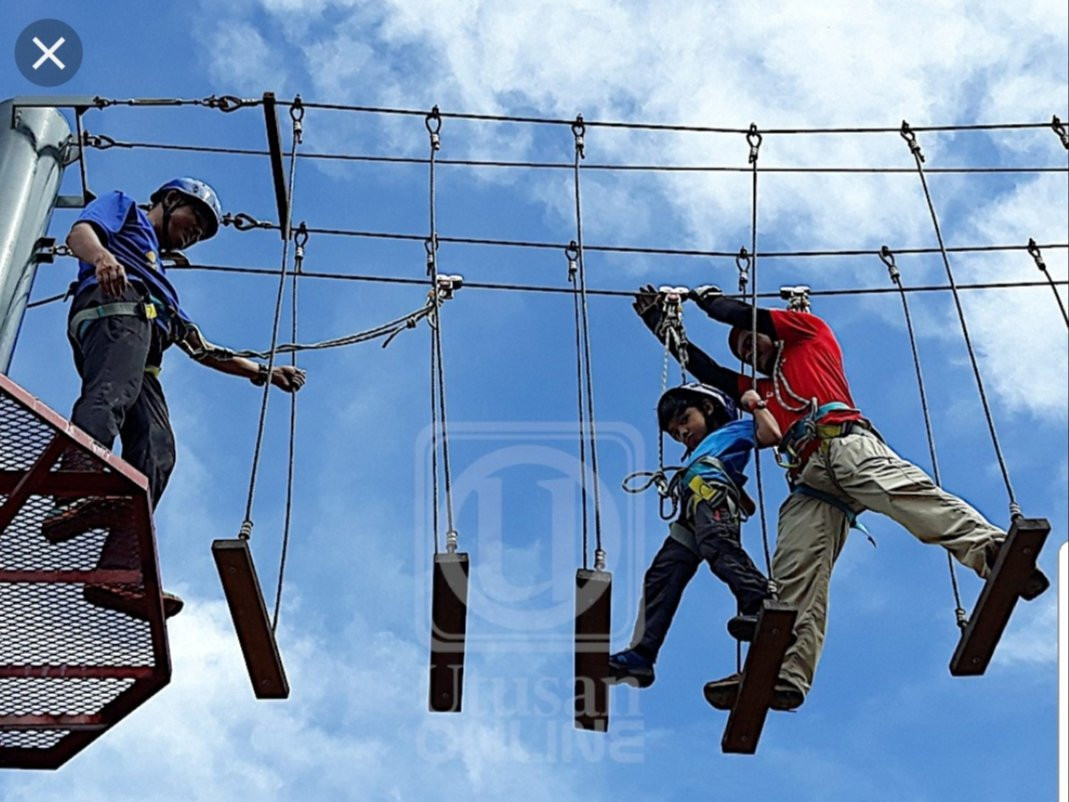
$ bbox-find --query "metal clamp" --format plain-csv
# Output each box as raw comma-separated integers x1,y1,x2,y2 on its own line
425,106,442,151
879,245,900,281
736,247,751,292
223,212,272,232
1026,237,1046,271
203,94,252,113
294,221,309,264
290,95,305,144
81,131,121,150
780,285,812,312
746,123,762,164
900,120,925,162
1052,115,1069,150
572,114,586,159
565,241,579,281
436,274,464,299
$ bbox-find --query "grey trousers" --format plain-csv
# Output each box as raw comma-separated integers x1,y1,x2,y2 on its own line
772,427,1004,695
68,285,175,570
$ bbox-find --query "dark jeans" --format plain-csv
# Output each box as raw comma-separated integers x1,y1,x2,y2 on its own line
68,284,175,570
630,502,769,662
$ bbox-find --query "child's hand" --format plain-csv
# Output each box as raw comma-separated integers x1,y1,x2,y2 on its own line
740,389,763,411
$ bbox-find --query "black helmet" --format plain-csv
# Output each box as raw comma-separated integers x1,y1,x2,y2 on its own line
657,382,739,433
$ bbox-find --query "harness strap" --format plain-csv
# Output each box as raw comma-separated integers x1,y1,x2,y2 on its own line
791,483,871,537
68,300,158,341
777,400,861,470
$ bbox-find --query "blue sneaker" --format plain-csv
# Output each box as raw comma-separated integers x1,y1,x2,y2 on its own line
607,649,655,688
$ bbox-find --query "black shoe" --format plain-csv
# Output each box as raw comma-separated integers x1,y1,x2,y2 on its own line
83,582,184,621
703,672,742,710
41,497,114,543
727,614,758,642
770,680,805,711
1021,568,1050,601
985,541,1050,602
607,649,655,688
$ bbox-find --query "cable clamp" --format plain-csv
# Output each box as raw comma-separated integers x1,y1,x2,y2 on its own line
565,241,579,281
445,529,459,554
81,130,119,150
594,548,606,572
425,105,442,151
780,285,811,312
572,114,586,159
223,212,271,231
900,120,925,162
1026,237,1046,272
436,274,463,300
879,245,900,281
735,246,751,292
1052,115,1069,150
293,221,309,263
33,237,69,264
746,123,763,164
290,95,305,143
237,519,254,540
424,236,438,275
203,94,251,113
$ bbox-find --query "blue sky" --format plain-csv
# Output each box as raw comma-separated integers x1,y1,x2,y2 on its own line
2,1,1067,800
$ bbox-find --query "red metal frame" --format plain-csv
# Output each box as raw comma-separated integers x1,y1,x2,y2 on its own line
0,373,171,770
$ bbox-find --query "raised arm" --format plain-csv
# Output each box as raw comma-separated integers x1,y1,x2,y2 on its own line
633,285,742,399
689,287,776,339
740,388,781,447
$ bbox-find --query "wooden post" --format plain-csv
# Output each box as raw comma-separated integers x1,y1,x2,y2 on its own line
950,517,1050,676
574,568,612,732
212,538,289,699
429,552,469,712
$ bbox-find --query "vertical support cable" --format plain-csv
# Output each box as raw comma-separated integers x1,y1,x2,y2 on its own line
571,115,605,571
272,221,307,632
880,246,967,630
900,121,1021,520
426,106,458,552
744,123,775,587
566,242,590,570
240,96,304,541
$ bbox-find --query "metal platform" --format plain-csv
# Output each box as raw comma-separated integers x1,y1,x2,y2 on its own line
0,373,170,769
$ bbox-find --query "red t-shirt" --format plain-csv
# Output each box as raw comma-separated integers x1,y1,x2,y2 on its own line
737,310,862,433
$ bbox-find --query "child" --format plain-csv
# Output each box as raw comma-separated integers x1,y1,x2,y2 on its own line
608,382,782,687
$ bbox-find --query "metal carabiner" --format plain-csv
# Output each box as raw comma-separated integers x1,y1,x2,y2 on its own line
425,106,442,151
746,123,762,164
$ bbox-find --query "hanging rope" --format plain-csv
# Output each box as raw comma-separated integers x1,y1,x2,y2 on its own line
744,123,776,589
571,115,606,571
880,247,968,630
565,242,591,567
1027,238,1069,327
238,97,305,542
901,121,1022,520
426,107,459,554
271,222,307,632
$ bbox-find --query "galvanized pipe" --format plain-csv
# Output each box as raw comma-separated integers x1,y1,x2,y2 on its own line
0,100,73,373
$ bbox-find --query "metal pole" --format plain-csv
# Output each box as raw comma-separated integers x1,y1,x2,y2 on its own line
0,100,73,373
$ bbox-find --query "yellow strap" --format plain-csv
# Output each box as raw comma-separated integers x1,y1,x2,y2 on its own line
144,365,161,378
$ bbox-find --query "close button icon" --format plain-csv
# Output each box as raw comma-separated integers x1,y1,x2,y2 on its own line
15,19,83,87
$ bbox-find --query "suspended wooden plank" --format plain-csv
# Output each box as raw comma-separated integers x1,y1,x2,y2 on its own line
574,568,612,732
211,538,289,699
721,600,797,754
429,551,469,712
262,91,290,241
0,373,171,770
950,517,1050,677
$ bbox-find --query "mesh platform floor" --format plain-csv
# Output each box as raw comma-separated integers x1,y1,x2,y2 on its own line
0,374,171,769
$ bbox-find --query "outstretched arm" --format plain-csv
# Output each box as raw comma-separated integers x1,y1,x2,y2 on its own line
689,287,776,339
633,285,743,399
178,326,306,392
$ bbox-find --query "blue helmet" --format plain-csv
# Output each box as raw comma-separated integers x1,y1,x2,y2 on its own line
150,177,223,240
657,382,739,433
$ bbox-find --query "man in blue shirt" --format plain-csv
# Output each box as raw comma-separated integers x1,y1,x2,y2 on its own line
43,178,306,621
608,383,781,687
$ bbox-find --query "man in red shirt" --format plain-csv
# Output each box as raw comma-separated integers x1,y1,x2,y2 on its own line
634,285,1049,711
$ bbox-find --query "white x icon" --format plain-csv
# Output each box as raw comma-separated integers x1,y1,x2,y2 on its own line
32,36,66,70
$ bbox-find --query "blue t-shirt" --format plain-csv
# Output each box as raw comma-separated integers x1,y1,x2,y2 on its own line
74,191,190,327
678,417,755,493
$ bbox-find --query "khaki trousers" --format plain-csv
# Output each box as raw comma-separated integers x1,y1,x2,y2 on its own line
772,427,1004,695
